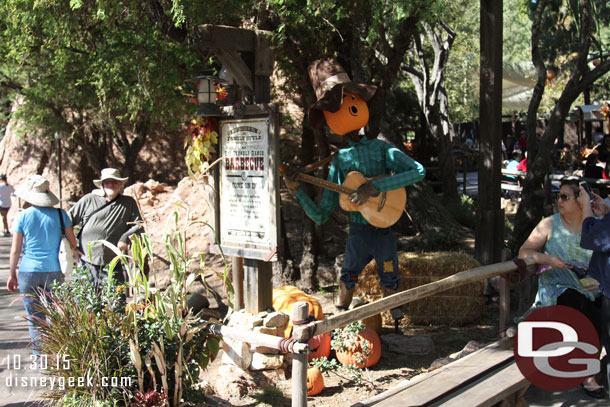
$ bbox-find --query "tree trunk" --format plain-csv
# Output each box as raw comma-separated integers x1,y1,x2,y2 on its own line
403,20,459,202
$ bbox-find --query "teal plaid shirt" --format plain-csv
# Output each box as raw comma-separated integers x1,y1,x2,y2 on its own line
295,137,425,225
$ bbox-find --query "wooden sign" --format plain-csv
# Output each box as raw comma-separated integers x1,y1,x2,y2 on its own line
216,104,280,261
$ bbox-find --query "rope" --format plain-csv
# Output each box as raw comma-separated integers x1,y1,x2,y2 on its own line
502,259,528,284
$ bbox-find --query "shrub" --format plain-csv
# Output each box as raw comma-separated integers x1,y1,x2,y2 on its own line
35,210,231,406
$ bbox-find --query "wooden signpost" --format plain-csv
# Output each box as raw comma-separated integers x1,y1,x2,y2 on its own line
195,25,278,314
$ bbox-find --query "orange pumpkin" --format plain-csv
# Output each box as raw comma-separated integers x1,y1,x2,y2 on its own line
306,366,324,396
362,314,383,335
336,327,381,368
308,332,332,362
272,285,324,338
322,90,369,135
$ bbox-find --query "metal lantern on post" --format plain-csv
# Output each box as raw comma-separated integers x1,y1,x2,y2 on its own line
188,70,225,117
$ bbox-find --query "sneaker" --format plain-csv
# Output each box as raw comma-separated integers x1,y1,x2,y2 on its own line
3,232,10,237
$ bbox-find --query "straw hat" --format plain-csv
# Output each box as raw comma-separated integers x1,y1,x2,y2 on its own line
93,168,129,188
308,59,377,129
15,175,59,207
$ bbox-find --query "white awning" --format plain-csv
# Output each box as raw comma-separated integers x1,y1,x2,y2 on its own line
502,62,537,110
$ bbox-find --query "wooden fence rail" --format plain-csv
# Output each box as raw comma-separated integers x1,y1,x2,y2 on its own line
207,323,309,354
292,257,536,342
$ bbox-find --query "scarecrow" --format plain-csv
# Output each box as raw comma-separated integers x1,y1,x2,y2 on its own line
284,59,426,320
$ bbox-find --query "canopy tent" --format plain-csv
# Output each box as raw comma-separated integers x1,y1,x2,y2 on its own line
578,104,605,121
502,61,537,110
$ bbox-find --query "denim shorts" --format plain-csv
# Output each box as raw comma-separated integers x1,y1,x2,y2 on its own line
340,223,399,290
18,271,64,353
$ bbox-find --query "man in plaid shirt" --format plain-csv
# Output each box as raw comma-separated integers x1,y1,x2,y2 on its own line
285,59,425,318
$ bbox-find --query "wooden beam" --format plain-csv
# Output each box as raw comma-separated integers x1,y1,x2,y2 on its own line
214,49,254,91
195,24,256,52
207,323,309,354
352,338,514,407
255,33,274,76
476,0,503,266
293,257,537,341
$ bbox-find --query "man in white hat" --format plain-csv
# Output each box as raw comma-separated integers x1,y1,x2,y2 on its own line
69,168,143,286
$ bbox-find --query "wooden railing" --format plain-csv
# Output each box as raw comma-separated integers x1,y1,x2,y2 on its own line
208,256,537,407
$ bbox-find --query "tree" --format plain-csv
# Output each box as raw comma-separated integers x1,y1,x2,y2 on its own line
402,19,458,200
513,0,610,253
0,0,247,182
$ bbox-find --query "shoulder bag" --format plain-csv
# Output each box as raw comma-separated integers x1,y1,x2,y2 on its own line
57,208,75,276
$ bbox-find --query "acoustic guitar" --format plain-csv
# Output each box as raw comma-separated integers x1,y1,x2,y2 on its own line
284,169,407,228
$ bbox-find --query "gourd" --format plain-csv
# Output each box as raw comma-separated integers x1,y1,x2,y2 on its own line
306,366,324,396
272,285,324,338
308,332,331,362
335,327,381,368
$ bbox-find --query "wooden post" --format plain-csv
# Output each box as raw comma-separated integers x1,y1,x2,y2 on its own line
55,132,62,209
254,32,273,104
499,248,512,336
476,0,503,266
194,26,277,318
232,257,244,311
292,302,309,407
244,259,273,313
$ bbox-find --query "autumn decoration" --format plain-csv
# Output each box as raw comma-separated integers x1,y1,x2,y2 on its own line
333,322,381,369
306,366,325,396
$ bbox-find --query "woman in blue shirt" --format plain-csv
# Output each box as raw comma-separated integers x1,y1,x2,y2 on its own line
6,175,77,354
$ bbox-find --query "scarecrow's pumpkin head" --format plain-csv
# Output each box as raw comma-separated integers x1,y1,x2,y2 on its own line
307,59,377,137
322,90,369,136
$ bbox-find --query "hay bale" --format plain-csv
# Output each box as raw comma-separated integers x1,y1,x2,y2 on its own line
352,251,483,326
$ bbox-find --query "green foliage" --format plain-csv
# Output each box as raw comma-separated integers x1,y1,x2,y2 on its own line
310,356,364,383
35,210,231,407
38,267,135,406
331,321,371,370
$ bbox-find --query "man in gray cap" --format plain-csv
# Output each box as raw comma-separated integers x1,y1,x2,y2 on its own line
69,168,143,286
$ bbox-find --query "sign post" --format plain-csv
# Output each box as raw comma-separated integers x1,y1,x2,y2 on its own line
194,25,276,314
215,104,280,313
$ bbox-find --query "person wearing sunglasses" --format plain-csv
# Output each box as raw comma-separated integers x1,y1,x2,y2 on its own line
519,178,604,398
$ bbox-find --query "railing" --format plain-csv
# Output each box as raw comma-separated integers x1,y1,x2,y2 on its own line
208,256,537,407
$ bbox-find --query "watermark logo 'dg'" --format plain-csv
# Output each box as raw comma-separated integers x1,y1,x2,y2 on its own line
514,305,600,391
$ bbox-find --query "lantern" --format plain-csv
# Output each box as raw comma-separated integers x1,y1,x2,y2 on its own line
187,70,226,117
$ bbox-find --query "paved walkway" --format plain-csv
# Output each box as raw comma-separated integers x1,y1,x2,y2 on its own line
0,235,45,406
